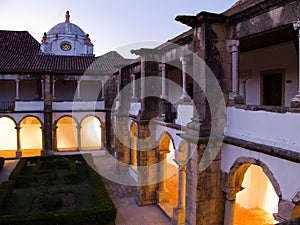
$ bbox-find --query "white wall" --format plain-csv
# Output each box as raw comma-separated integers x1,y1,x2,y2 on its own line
225,106,300,152
239,42,298,107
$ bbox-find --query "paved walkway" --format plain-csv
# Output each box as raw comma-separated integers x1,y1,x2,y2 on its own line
0,159,18,182
94,152,173,225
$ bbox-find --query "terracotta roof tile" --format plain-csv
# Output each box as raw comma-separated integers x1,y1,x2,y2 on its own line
0,30,130,74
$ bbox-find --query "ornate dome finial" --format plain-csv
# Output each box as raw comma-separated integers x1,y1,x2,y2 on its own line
65,11,70,22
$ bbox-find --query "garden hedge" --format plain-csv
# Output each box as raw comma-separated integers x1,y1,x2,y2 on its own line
0,154,117,225
0,157,4,170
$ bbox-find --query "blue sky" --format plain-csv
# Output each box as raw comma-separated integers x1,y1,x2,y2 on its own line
0,0,237,56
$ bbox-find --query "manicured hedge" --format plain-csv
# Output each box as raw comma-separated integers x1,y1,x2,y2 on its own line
0,180,15,212
0,157,4,170
8,158,26,180
0,154,117,225
63,161,78,184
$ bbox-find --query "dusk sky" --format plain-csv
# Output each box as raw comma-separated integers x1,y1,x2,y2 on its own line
0,0,237,57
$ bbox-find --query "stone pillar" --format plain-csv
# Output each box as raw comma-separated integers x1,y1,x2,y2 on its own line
179,56,191,102
131,74,138,102
156,150,170,203
291,21,300,107
173,164,186,225
160,63,168,100
131,48,160,206
101,81,105,100
42,74,53,154
77,125,81,151
223,186,242,225
15,126,22,158
41,79,44,100
227,40,244,104
76,80,81,100
52,78,56,100
115,66,131,173
15,79,20,100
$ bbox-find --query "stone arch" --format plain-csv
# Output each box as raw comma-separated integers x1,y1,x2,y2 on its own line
19,116,43,156
156,132,178,217
80,115,103,150
130,122,138,166
227,157,282,198
55,116,78,151
0,116,17,157
224,157,282,225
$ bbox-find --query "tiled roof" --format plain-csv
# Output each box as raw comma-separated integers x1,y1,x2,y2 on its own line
222,0,266,16
90,51,134,74
0,30,131,74
0,30,40,56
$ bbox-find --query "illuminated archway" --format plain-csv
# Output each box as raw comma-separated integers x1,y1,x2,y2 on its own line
157,133,178,217
130,123,137,167
20,116,42,157
0,117,17,158
235,165,279,224
225,158,281,225
56,116,78,151
80,116,101,150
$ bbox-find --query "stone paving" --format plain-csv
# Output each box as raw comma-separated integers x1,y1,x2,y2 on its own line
93,152,173,225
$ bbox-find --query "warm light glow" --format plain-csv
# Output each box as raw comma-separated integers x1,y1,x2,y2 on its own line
81,116,101,150
57,117,77,151
166,140,178,207
130,123,137,167
20,117,42,151
0,117,17,151
235,165,279,224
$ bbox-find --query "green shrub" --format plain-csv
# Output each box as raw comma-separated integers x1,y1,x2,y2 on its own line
63,161,78,184
0,154,117,225
8,158,26,180
0,158,4,170
0,180,15,212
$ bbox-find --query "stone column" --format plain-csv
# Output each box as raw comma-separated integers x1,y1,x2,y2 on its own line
101,81,105,100
227,40,243,104
41,79,44,100
292,21,300,107
160,63,168,100
173,164,186,225
77,125,81,150
76,80,81,100
42,74,53,154
15,79,20,100
52,78,56,100
15,126,22,158
223,186,243,225
131,74,138,102
156,150,170,203
179,56,191,102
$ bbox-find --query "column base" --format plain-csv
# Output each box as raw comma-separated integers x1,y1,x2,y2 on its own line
172,207,185,225
131,97,138,103
178,95,191,103
16,151,22,158
156,190,170,203
228,92,244,104
291,94,300,108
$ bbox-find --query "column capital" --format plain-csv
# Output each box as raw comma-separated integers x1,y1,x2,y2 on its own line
222,186,244,201
227,40,239,52
180,56,189,64
293,21,300,30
